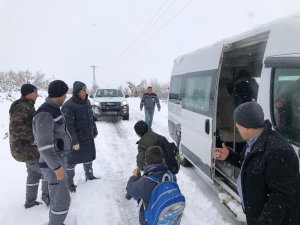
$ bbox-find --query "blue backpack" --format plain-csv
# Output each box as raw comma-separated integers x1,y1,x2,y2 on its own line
144,172,186,225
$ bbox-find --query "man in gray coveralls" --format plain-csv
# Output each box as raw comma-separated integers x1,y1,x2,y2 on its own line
33,80,71,225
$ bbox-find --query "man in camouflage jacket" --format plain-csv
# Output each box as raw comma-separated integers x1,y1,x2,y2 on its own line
9,84,49,208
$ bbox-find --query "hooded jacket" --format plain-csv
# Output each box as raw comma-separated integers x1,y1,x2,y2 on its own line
62,81,98,164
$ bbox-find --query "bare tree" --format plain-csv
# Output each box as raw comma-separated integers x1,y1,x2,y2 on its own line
124,78,169,100
136,79,147,97
0,70,51,94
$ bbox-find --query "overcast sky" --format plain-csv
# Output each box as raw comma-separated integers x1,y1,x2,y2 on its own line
1,0,300,88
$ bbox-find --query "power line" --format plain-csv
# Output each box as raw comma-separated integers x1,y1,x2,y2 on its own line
103,0,178,69
109,0,193,66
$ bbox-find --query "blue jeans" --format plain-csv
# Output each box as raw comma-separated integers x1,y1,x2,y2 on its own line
144,107,155,128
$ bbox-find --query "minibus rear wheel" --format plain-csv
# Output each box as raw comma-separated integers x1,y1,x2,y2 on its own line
181,157,193,167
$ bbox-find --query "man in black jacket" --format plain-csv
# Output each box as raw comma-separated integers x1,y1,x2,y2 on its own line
215,101,300,225
62,81,98,192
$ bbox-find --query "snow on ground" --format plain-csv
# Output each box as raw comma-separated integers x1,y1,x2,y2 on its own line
0,93,241,225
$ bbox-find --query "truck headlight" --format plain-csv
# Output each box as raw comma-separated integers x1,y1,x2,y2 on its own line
93,101,101,107
121,100,128,106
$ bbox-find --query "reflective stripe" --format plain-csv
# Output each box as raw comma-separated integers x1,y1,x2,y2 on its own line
27,183,39,187
53,115,63,122
83,161,92,165
51,209,68,215
41,179,47,182
38,144,54,151
66,168,75,171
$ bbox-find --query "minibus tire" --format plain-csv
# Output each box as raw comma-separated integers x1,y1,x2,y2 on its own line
181,157,193,167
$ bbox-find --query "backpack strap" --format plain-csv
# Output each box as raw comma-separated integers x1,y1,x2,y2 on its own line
162,170,174,182
147,171,174,183
139,175,160,211
146,175,161,184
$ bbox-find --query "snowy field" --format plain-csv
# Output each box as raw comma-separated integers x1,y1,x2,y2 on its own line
0,93,244,225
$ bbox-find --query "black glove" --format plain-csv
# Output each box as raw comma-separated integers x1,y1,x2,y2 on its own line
125,193,132,200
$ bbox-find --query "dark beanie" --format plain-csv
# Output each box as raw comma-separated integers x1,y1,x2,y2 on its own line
73,81,86,95
21,84,37,97
134,120,149,136
233,101,265,128
48,80,69,98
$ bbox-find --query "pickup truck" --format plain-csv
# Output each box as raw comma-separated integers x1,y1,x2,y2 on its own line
90,88,129,120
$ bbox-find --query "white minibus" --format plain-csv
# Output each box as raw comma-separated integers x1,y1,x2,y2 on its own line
168,16,300,200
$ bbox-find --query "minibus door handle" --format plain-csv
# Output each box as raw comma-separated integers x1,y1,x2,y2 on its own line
205,119,210,134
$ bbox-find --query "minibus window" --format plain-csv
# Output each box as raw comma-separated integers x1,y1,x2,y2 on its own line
169,76,183,104
272,68,300,144
183,75,214,115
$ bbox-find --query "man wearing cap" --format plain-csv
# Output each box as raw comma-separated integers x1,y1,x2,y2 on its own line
9,84,49,208
140,86,161,129
33,80,71,225
215,101,300,225
62,81,98,193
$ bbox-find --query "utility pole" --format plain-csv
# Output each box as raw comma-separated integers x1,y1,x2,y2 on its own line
90,65,97,93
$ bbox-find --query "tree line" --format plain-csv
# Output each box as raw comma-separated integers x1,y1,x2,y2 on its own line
0,70,170,100
119,78,170,100
0,70,51,93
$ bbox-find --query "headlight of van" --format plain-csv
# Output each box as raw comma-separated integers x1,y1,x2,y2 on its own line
93,101,101,107
121,100,128,106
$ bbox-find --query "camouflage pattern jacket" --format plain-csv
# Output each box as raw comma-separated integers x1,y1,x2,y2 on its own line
9,97,39,162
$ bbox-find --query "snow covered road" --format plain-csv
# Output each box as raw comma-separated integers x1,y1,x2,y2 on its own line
0,95,244,225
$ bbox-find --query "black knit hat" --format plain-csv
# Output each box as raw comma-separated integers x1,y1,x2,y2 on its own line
73,81,87,95
233,101,265,128
134,120,149,136
48,80,69,98
21,84,37,97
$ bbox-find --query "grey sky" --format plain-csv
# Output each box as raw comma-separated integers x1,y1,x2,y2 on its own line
1,0,300,88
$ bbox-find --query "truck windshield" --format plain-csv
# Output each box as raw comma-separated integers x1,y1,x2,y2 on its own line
272,68,300,145
95,89,124,97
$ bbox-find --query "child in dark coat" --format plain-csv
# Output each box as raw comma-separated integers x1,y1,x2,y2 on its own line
126,146,176,225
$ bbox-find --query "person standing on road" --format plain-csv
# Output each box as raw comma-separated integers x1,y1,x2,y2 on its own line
62,81,99,193
9,84,49,208
140,86,161,129
33,80,71,225
215,101,300,225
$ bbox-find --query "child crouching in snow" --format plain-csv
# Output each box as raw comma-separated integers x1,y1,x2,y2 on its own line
126,146,178,225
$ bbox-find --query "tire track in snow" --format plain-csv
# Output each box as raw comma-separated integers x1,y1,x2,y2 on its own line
95,119,140,225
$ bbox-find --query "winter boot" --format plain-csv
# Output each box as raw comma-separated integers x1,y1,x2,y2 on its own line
41,193,50,207
68,184,77,193
86,175,100,181
24,200,42,209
